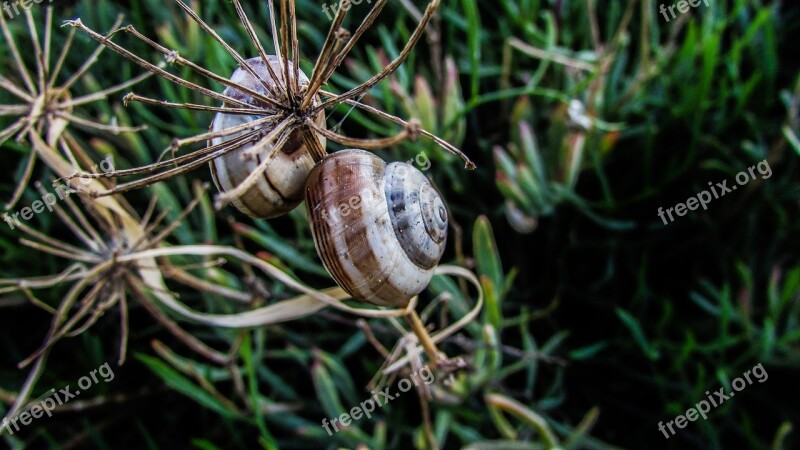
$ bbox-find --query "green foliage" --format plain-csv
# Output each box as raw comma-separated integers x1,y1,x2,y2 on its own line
1,1,799,449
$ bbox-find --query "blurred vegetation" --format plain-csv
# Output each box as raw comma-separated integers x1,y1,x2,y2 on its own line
1,0,799,449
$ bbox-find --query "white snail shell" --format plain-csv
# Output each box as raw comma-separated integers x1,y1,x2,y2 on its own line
305,149,448,307
209,56,326,219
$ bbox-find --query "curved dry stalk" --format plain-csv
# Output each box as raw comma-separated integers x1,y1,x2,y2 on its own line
117,287,128,365
117,245,421,323
383,264,484,375
319,89,476,168
305,116,419,149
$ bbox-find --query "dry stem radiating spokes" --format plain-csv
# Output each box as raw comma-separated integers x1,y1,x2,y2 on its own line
64,0,473,204
5,182,212,370
0,7,153,209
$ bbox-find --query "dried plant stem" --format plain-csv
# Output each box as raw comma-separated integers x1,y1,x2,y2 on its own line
82,134,254,196
0,75,34,101
305,117,418,149
0,10,36,94
120,24,284,109
213,117,297,208
23,8,46,94
287,0,300,97
231,0,285,98
71,130,256,180
56,112,145,134
117,246,419,322
4,150,37,209
123,93,267,116
66,19,255,109
319,90,476,168
173,0,279,103
0,264,87,294
384,265,483,375
314,0,441,111
162,264,253,304
118,288,129,365
508,37,597,72
126,276,228,365
405,309,443,368
151,340,243,412
276,0,293,97
306,0,390,105
49,18,76,90
61,71,154,108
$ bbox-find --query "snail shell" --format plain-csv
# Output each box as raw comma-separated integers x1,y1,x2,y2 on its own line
209,56,326,219
305,149,448,307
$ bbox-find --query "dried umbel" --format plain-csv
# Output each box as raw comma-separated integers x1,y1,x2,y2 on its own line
68,0,474,211
305,149,448,306
0,8,149,210
209,56,325,218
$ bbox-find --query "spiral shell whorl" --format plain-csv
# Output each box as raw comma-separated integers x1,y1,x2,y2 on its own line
384,162,447,269
209,56,325,219
305,149,448,307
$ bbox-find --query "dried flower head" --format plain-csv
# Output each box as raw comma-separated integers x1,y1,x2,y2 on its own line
65,0,475,210
0,7,150,210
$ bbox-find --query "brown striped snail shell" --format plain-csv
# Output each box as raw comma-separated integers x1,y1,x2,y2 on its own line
209,56,326,219
305,149,448,307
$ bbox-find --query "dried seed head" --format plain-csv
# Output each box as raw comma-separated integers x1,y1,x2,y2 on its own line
209,56,326,219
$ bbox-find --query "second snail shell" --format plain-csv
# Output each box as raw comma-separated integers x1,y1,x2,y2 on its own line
209,56,326,219
305,149,448,307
